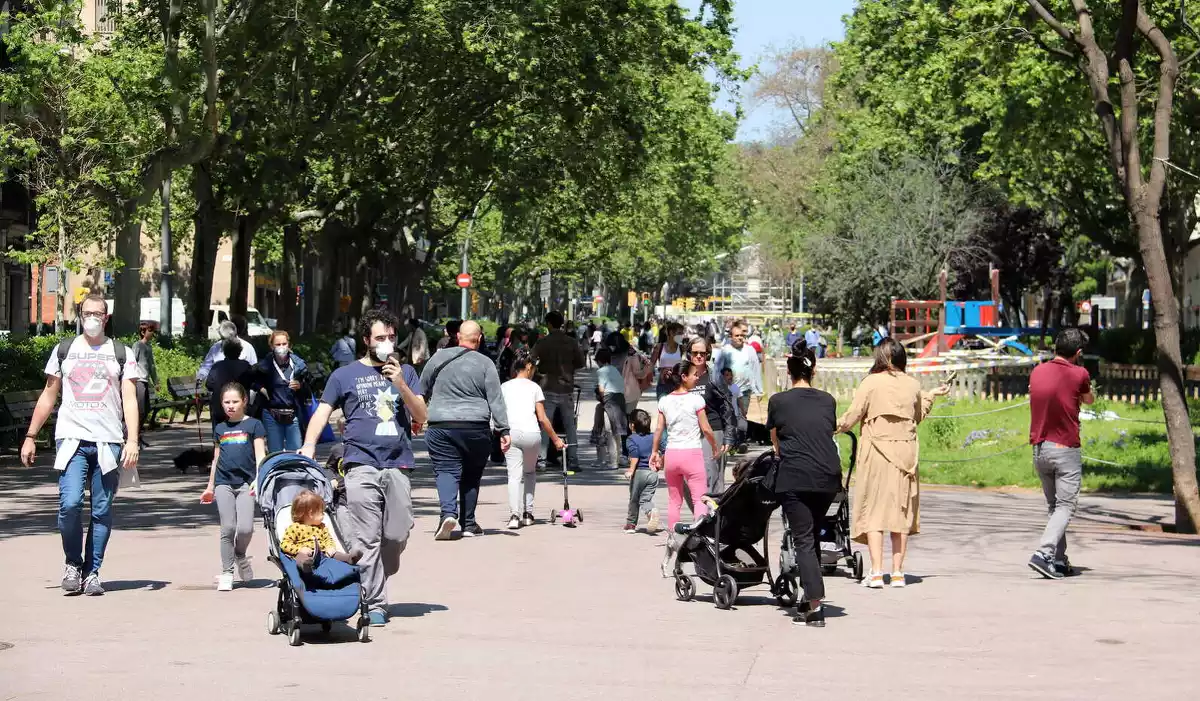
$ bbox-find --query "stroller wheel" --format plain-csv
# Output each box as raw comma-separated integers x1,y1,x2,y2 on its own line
287,622,302,647
267,610,281,635
773,575,798,607
713,574,738,610
674,574,695,602
852,551,865,581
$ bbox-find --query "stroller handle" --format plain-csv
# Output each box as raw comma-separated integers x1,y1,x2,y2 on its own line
841,431,858,490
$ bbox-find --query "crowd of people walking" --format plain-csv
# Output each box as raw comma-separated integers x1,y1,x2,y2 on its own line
15,298,1094,635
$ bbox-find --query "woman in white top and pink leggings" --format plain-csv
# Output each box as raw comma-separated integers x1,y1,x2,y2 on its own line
651,362,722,534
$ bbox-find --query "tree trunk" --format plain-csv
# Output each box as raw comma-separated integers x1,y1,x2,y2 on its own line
1137,210,1200,533
319,229,343,328
230,215,254,318
112,220,143,336
1123,261,1146,329
277,223,300,333
188,166,221,337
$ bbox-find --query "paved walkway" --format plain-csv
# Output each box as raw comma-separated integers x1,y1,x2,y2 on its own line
1,393,1198,699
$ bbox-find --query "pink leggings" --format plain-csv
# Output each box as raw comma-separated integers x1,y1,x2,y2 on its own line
665,448,709,529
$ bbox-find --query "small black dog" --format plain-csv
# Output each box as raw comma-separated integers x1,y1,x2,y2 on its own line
174,447,213,474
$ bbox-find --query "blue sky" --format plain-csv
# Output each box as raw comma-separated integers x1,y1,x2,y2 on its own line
699,0,857,140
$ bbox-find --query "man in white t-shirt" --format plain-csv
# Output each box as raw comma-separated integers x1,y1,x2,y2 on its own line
20,294,143,596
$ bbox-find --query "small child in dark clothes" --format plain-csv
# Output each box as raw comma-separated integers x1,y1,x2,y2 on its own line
623,409,661,534
279,490,362,571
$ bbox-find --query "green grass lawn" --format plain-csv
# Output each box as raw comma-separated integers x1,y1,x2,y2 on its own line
824,398,1191,494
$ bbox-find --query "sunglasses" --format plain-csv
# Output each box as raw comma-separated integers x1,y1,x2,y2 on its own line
690,350,710,358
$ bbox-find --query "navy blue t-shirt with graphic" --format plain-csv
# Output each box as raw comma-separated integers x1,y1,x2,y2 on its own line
214,418,265,487
626,433,654,470
322,361,423,469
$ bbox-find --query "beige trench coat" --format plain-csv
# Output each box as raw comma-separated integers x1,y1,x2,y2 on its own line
837,371,934,543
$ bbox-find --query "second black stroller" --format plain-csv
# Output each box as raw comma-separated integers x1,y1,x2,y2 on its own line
775,432,862,607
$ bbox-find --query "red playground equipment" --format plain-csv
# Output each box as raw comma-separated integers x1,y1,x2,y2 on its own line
890,269,1037,358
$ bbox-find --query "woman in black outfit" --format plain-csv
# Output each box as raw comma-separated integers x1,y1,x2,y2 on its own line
765,339,841,628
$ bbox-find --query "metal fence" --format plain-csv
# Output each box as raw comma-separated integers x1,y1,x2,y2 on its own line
96,0,118,34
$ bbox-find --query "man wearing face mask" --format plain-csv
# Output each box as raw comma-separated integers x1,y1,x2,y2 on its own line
254,330,309,452
300,309,426,627
20,294,144,596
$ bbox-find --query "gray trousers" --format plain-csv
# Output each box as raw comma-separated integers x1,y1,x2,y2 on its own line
1033,443,1082,561
215,484,255,573
703,429,726,495
627,470,658,526
338,466,414,616
540,392,579,469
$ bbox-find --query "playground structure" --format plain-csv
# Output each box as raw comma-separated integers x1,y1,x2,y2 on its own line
890,269,1044,358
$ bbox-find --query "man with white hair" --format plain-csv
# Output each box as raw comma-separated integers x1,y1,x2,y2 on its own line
422,320,510,539
197,319,258,381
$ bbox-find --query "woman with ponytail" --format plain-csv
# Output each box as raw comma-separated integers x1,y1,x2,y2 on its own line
652,361,720,575
500,350,565,530
767,339,840,627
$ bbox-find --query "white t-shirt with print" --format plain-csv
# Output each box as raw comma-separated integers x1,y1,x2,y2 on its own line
501,377,545,434
45,336,144,443
657,391,706,450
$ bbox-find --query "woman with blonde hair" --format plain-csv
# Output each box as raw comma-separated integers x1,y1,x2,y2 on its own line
837,338,948,589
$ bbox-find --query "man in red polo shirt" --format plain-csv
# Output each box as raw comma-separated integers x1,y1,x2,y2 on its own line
1027,328,1094,579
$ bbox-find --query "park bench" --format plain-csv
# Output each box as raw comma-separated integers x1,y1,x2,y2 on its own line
0,390,53,452
160,376,209,424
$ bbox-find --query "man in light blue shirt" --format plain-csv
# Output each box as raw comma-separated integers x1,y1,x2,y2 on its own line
714,320,762,421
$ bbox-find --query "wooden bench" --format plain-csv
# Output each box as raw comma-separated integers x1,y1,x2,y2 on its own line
1,390,53,451
161,376,209,423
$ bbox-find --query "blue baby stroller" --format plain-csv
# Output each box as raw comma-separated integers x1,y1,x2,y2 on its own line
257,452,370,645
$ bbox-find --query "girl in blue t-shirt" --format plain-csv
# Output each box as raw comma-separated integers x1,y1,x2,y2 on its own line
201,382,267,592
623,409,661,535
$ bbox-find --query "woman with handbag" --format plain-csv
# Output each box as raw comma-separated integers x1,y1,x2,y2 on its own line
256,330,309,452
766,339,840,628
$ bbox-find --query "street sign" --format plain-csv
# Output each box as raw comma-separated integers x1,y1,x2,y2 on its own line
540,270,551,300
456,273,472,288
627,290,637,307
1090,295,1117,311
594,295,604,304
297,283,304,298
1080,300,1092,314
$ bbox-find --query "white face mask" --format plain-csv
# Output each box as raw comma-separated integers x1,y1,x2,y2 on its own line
374,340,395,362
82,317,103,336
673,335,683,344
273,346,289,359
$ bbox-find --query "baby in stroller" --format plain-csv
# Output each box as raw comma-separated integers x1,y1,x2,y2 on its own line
279,490,362,571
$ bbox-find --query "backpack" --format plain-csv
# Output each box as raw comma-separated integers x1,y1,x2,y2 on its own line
57,336,128,380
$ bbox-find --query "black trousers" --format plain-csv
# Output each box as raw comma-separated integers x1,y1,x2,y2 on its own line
778,490,836,602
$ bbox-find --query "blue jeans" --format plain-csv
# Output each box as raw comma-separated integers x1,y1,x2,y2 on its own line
58,441,122,575
425,426,492,527
263,409,302,453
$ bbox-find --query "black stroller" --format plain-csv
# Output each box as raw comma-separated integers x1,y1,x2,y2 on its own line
670,451,782,609
775,433,862,606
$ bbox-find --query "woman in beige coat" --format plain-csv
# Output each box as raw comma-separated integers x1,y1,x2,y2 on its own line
837,338,948,589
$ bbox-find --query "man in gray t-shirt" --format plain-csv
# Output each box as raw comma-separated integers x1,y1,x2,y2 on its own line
421,320,509,540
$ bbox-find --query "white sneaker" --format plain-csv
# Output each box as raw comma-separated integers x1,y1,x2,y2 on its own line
216,572,234,592
507,514,521,530
863,571,884,589
890,572,906,588
435,516,458,541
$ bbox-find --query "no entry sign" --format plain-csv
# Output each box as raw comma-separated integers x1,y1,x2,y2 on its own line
456,273,473,288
